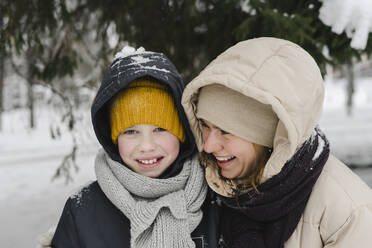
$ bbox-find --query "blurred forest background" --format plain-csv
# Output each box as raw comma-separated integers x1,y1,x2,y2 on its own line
2,1,372,246
1,0,372,178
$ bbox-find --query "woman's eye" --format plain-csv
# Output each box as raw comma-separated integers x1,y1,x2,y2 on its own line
200,121,209,128
154,127,166,132
123,129,137,135
220,129,230,135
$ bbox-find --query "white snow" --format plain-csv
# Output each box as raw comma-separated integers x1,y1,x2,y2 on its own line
131,55,152,64
37,226,56,248
114,46,148,60
319,0,372,49
320,77,372,166
111,46,171,76
312,131,326,161
134,65,170,73
0,108,98,248
1,76,372,247
111,47,171,75
69,180,95,207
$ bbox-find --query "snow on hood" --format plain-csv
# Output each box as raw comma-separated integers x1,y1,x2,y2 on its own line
114,46,147,60
112,46,170,73
182,37,325,190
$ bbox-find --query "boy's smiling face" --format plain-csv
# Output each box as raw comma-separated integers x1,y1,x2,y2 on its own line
117,124,180,178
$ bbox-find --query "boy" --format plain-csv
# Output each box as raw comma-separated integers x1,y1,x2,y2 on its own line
50,47,217,248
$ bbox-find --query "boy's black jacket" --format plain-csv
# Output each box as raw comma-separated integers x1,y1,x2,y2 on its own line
51,181,219,248
51,52,220,247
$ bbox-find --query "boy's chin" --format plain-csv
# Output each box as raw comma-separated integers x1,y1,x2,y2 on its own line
140,169,165,178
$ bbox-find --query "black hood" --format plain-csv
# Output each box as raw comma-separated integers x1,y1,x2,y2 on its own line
91,51,196,173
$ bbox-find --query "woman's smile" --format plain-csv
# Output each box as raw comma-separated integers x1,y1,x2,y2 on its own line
214,155,236,168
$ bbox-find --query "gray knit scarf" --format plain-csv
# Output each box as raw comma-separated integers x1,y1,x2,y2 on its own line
95,149,207,248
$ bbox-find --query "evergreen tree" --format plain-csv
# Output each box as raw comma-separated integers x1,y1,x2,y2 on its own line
2,0,372,179
3,0,372,84
230,0,372,75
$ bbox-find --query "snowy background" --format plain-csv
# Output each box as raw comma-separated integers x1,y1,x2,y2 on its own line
3,0,372,247
1,76,372,247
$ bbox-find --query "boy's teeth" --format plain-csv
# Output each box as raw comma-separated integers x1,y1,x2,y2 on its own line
139,158,158,164
216,156,235,161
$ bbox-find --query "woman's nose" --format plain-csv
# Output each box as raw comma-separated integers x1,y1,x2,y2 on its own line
203,131,223,153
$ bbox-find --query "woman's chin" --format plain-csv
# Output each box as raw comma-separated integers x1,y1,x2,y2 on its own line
221,170,235,179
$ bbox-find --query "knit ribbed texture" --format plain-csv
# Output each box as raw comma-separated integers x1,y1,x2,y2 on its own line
197,84,278,148
110,80,185,144
95,149,207,248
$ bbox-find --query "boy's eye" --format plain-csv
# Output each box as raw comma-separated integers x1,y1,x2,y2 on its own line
154,127,166,132
122,129,137,135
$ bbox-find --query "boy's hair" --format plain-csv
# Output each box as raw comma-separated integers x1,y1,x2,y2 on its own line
110,78,185,144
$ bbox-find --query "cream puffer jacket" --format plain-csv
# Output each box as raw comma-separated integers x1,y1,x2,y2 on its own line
182,37,372,247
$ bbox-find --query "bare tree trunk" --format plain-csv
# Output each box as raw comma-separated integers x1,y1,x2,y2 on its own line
28,78,35,128
26,50,35,128
0,55,4,131
0,16,3,131
346,63,355,116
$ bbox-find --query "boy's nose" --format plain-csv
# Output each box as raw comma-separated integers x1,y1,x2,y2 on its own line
139,135,156,152
203,131,223,154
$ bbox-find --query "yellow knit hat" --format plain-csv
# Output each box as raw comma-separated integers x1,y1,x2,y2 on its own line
110,79,185,144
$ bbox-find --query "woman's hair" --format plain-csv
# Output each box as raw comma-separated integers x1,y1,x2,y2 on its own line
200,143,272,197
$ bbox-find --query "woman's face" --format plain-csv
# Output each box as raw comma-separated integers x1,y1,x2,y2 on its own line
201,119,263,179
117,124,180,178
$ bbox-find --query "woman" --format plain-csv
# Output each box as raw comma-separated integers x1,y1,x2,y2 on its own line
182,37,372,248
48,47,218,248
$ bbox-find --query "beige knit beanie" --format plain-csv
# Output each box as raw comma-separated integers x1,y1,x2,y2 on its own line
196,84,278,148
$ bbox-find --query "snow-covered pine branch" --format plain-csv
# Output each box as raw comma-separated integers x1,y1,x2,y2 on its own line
319,0,372,50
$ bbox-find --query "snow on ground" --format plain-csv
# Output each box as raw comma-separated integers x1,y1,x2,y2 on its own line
0,152,96,248
0,108,99,248
321,77,372,166
0,77,372,247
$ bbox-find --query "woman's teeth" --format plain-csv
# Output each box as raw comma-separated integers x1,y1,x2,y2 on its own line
215,156,235,162
138,158,159,164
